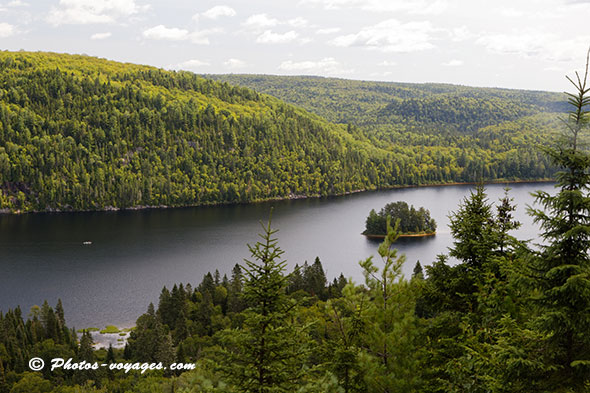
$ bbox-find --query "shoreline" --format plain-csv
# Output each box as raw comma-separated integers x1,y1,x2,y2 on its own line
363,232,436,239
0,178,555,215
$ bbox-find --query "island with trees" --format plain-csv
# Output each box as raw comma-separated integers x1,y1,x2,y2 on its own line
363,201,437,238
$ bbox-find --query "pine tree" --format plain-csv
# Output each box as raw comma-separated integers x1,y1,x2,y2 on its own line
106,344,115,363
528,49,590,389
227,263,245,315
55,299,65,329
127,302,175,364
356,218,421,392
78,330,94,362
322,284,366,393
448,185,498,270
496,187,521,255
305,257,328,300
412,261,424,280
217,217,309,392
287,263,305,294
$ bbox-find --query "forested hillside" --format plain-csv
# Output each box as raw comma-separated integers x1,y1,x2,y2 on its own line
205,74,566,132
208,74,566,176
0,52,399,212
0,52,558,213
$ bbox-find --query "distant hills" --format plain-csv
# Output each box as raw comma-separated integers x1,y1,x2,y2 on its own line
0,52,561,213
205,74,566,132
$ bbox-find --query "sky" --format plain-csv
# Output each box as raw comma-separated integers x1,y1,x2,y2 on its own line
0,0,589,92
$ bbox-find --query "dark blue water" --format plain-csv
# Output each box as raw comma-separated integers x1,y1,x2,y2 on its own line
0,182,554,328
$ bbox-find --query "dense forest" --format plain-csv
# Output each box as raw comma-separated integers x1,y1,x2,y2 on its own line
1,67,589,392
208,74,570,179
0,51,560,213
205,74,566,133
363,201,436,236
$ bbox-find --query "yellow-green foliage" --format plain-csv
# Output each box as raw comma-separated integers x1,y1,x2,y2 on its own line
0,52,558,212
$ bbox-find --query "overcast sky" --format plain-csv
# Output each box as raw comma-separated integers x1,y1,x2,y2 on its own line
1,0,589,92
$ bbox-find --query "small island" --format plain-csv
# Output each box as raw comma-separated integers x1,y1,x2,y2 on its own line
363,201,437,238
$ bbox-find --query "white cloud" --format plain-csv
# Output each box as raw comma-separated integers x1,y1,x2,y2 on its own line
256,30,299,44
377,60,397,66
7,0,28,7
91,31,111,39
244,13,279,30
175,59,210,70
224,58,246,69
0,22,15,37
300,0,448,14
544,65,565,72
188,30,217,45
475,31,590,62
287,17,308,27
331,19,437,53
316,27,340,34
142,25,217,44
200,5,236,20
279,57,353,75
499,7,524,17
442,59,463,66
47,0,148,26
449,26,473,42
143,25,188,41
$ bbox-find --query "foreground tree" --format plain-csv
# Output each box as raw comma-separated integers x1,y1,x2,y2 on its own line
217,217,309,392
527,49,590,389
356,218,422,392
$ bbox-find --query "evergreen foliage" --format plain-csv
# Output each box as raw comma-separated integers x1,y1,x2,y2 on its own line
364,201,436,236
527,50,590,389
356,219,421,392
217,217,309,392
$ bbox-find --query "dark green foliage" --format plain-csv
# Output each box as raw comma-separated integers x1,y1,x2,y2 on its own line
126,303,175,365
303,257,328,300
363,201,436,235
216,218,309,392
321,291,366,393
356,219,421,392
412,261,424,280
449,185,499,268
0,301,78,392
496,187,522,254
227,264,245,315
526,52,590,389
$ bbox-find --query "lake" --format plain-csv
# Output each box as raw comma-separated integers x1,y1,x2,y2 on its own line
0,182,555,328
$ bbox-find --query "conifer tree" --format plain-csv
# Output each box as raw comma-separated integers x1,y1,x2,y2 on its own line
55,299,65,329
217,217,309,392
528,49,590,389
287,263,305,294
305,257,328,300
106,344,115,363
322,283,366,393
227,263,245,315
412,261,424,280
496,187,521,255
448,185,498,269
356,218,421,392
